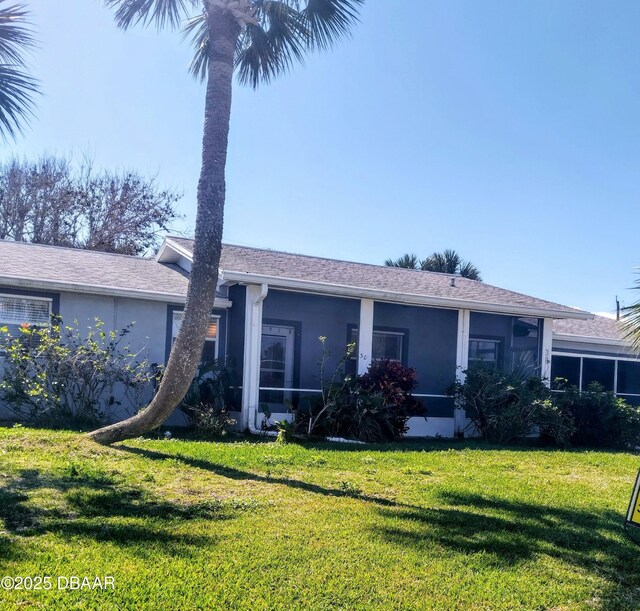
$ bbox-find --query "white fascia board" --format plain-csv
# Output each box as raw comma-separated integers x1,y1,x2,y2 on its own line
155,241,172,263
0,275,232,308
163,238,195,262
553,333,632,348
223,271,593,320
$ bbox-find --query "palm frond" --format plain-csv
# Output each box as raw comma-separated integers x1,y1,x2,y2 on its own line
236,1,308,88
182,12,209,82
0,2,35,65
458,260,482,281
622,275,640,352
105,0,198,30
0,64,37,139
385,254,419,269
301,0,363,51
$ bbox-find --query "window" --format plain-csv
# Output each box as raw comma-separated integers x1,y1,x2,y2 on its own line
349,327,405,363
0,294,52,346
172,311,219,364
469,338,501,369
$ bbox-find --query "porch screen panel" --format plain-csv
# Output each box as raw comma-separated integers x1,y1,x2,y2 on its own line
550,355,580,388
582,358,615,392
617,361,640,396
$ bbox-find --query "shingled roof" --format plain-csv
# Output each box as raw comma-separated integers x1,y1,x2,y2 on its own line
0,239,189,300
163,237,591,319
553,315,627,342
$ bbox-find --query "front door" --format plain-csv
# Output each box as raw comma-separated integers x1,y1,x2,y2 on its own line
260,324,295,414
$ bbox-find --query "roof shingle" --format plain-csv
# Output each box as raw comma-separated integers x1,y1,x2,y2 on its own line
168,237,588,317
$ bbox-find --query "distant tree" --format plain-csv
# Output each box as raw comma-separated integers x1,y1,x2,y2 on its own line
384,249,482,281
384,253,419,269
0,155,181,255
0,1,38,139
421,249,482,281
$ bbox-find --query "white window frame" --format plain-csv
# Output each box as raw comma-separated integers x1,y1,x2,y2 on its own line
350,327,405,364
172,311,220,361
0,293,52,327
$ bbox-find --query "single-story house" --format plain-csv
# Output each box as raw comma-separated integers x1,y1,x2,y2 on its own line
0,236,638,436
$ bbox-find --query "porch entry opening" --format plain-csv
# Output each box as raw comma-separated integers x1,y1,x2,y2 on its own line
260,324,295,412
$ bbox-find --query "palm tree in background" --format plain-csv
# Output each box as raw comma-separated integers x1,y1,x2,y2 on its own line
384,253,418,269
0,1,38,139
385,249,482,281
89,0,363,444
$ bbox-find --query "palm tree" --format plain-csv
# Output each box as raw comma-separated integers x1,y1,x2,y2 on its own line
421,249,482,281
0,1,38,139
622,274,640,352
89,0,363,444
384,253,419,269
385,249,482,281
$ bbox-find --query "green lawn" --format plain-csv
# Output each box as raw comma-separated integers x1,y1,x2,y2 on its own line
0,427,639,610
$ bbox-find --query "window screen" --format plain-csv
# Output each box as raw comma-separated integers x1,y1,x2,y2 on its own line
617,361,640,395
551,355,581,388
582,358,615,392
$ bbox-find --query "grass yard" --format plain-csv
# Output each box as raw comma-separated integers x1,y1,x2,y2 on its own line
0,427,639,610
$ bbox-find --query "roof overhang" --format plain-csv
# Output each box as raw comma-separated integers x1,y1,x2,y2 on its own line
0,274,232,308
157,238,194,264
221,271,593,320
159,238,592,320
553,332,632,348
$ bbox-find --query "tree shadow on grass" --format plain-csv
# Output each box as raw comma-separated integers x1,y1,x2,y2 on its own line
116,444,403,508
373,490,640,610
0,467,239,565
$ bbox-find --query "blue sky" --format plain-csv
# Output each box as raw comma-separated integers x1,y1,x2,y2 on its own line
5,0,640,315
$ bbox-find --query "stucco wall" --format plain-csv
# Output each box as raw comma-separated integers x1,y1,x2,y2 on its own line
0,290,175,424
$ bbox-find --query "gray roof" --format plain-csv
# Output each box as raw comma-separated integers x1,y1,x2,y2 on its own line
0,239,189,298
166,237,589,318
553,315,626,342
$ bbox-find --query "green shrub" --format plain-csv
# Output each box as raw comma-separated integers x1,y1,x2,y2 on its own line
179,360,237,437
553,381,640,449
296,338,421,442
0,317,155,429
452,367,573,445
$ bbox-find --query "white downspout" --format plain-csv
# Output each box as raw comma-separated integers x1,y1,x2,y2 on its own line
454,309,470,436
541,317,553,387
242,283,276,435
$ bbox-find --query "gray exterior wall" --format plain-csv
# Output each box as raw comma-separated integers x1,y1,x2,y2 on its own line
0,288,174,423
373,302,458,417
59,292,168,365
261,289,361,390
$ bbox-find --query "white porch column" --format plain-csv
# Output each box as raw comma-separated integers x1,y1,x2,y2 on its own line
454,309,471,435
455,309,471,383
357,298,374,375
541,317,553,386
241,283,268,430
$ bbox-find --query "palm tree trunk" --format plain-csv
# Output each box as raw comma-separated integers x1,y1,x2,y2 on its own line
88,8,241,444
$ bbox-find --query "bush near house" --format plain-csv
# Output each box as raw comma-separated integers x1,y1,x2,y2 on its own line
177,360,237,438
451,367,573,445
553,380,640,449
295,349,423,443
453,368,640,449
0,317,155,429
